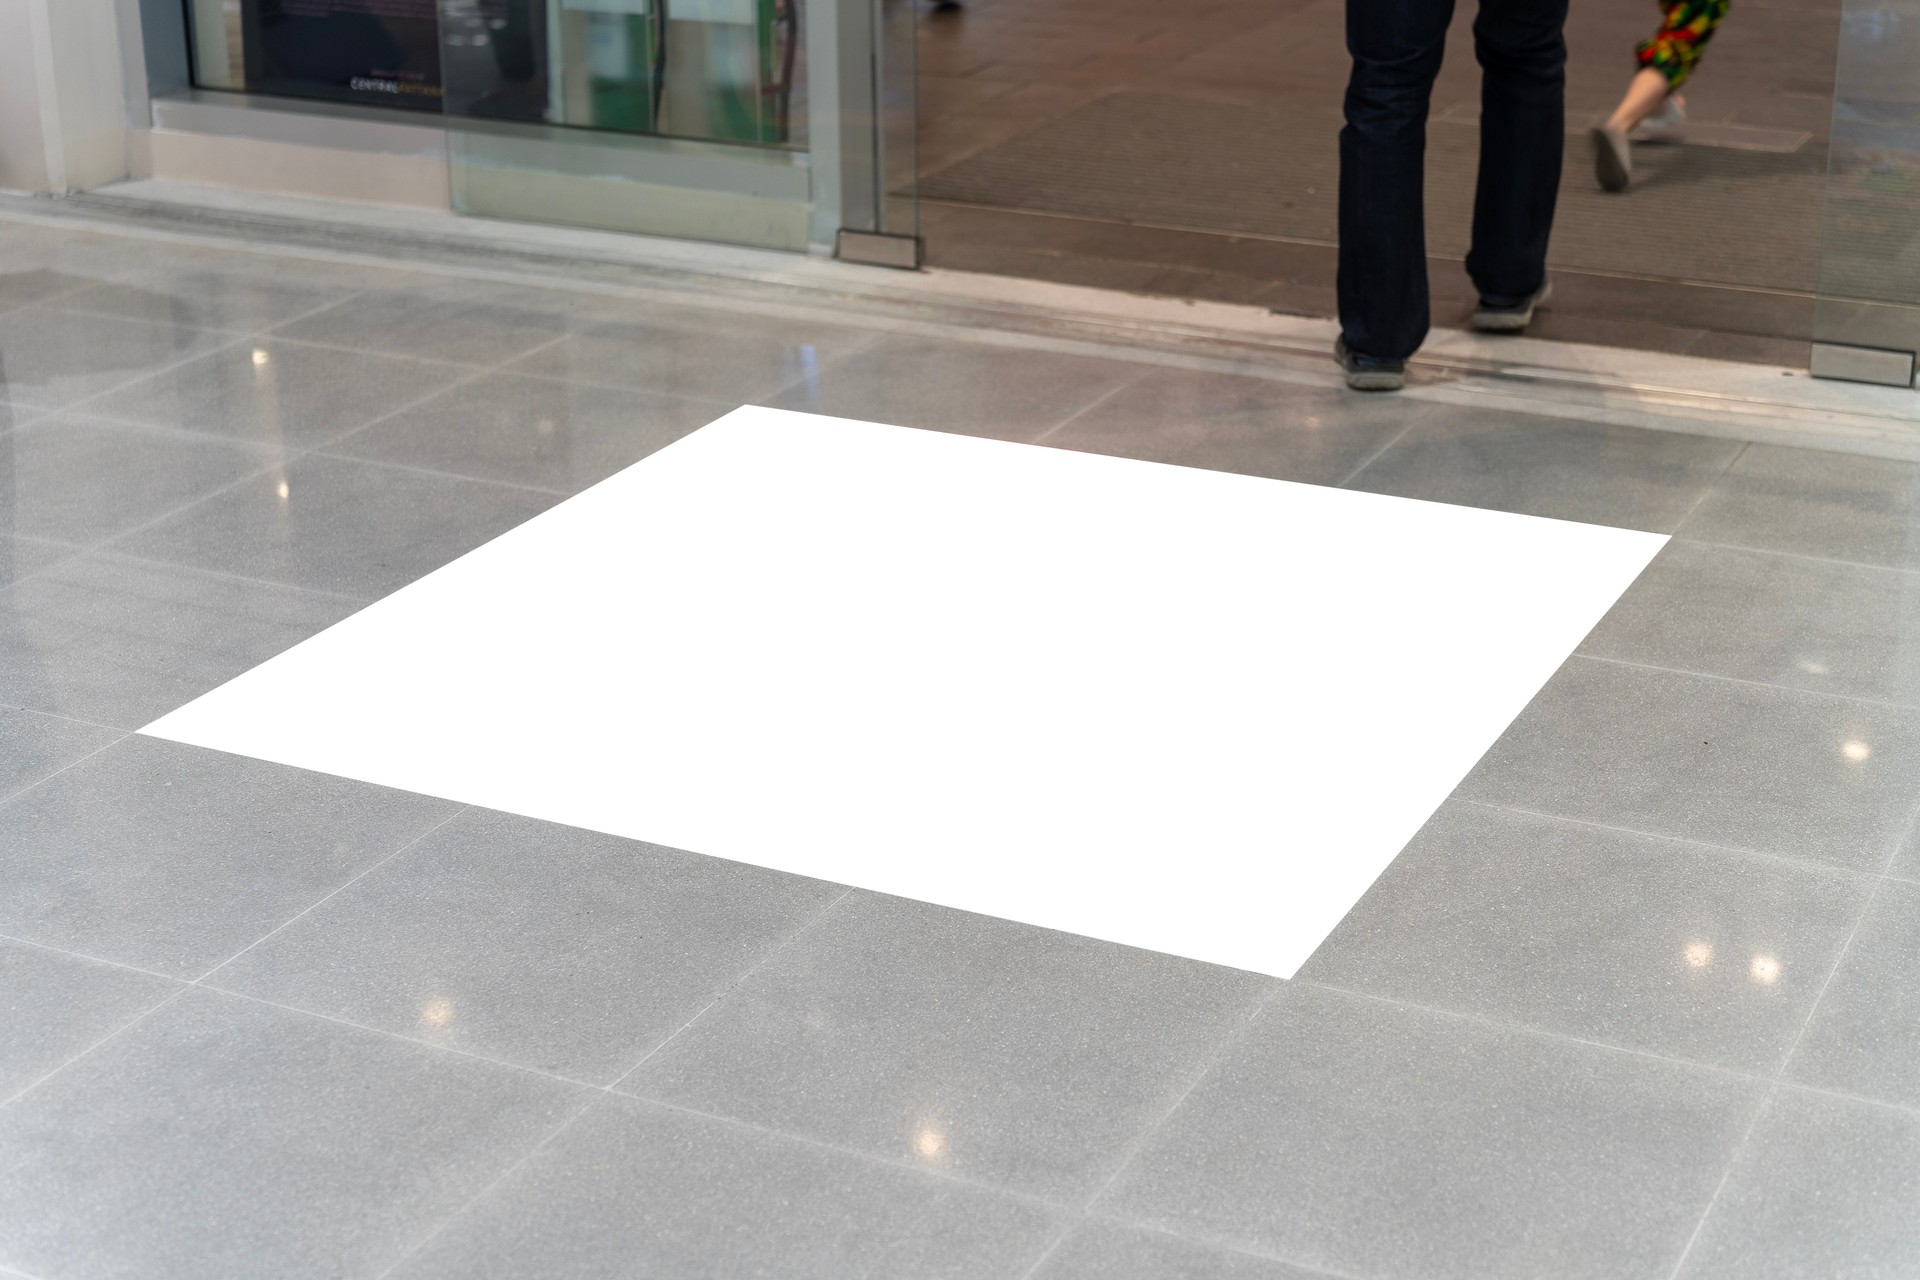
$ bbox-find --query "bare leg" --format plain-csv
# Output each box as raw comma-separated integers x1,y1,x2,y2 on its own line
1605,67,1671,133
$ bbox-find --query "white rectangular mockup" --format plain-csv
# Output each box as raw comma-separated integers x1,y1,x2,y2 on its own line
143,407,1665,977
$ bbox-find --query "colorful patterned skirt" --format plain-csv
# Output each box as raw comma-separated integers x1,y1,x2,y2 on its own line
1636,0,1730,89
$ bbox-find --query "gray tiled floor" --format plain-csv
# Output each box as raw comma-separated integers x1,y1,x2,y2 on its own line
0,413,275,544
0,552,363,728
621,892,1273,1202
84,338,474,452
0,734,457,976
4,216,1920,1279
0,985,586,1280
326,371,728,493
1098,982,1766,1280
1343,412,1744,532
208,810,846,1084
1460,656,1920,872
1299,801,1871,1073
121,452,563,598
762,333,1145,440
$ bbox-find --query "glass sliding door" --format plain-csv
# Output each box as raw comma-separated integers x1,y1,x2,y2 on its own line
440,0,815,248
175,0,918,258
1810,0,1920,385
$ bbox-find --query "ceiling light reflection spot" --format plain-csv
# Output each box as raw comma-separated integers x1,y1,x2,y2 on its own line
251,349,271,367
276,480,290,500
1843,741,1873,762
913,1127,946,1159
1684,941,1713,969
1750,956,1781,985
1799,660,1830,676
421,997,454,1027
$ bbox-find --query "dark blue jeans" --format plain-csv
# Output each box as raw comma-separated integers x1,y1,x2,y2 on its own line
1337,0,1569,360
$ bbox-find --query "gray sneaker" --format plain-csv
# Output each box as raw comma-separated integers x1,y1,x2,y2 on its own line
1592,124,1631,192
1472,281,1552,332
1335,337,1406,391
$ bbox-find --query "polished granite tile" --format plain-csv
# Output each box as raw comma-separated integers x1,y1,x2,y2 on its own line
210,810,845,1084
1459,656,1920,872
1036,366,1412,484
325,371,727,493
0,266,98,313
1344,413,1742,532
85,339,471,452
0,705,123,802
390,1093,1062,1280
0,306,236,409
0,414,274,543
1678,444,1920,570
54,268,355,334
1098,983,1766,1280
762,334,1145,441
0,535,78,589
1300,801,1871,1072
0,735,457,976
1784,878,1920,1108
1894,820,1920,881
0,552,362,727
1581,539,1920,705
0,985,585,1280
122,452,561,598
0,228,159,284
511,307,879,403
621,892,1274,1202
1035,1221,1331,1280
272,289,580,366
1674,1086,1920,1280
0,939,177,1100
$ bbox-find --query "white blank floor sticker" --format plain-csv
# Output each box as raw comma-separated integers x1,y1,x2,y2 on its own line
143,407,1665,977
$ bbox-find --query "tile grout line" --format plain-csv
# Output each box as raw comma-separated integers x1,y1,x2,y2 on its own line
1292,977,1775,1090
1073,980,1284,1213
1574,650,1920,716
51,273,373,339
85,549,379,606
376,885,860,1277
1026,370,1152,446
1331,418,1418,488
0,732,132,811
605,886,859,1090
1100,1216,1370,1280
77,352,518,566
1,705,130,735
1659,783,1920,1280
304,443,576,500
0,930,190,985
1455,796,1875,881
367,1090,602,1280
0,988,189,1110
208,985,596,1089
1676,533,1920,580
191,806,472,984
11,328,256,425
1669,439,1749,533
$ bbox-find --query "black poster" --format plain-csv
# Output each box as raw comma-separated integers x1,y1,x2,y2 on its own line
241,0,444,112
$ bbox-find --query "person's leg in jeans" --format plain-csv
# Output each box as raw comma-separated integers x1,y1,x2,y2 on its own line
1466,0,1568,304
1338,0,1455,361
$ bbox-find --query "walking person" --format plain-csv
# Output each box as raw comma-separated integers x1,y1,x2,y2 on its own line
1334,0,1570,391
1591,0,1731,191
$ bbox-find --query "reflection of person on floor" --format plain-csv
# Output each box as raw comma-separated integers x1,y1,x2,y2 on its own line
1592,0,1730,192
1333,0,1568,391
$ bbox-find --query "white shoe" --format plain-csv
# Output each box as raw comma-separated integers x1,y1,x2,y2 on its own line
1631,95,1687,143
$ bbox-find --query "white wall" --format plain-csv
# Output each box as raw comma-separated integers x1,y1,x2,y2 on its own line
0,0,132,192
